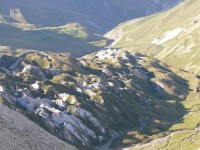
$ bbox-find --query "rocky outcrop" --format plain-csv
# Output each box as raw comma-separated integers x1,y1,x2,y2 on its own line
0,49,189,148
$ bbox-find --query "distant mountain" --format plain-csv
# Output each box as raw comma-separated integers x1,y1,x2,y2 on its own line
0,0,180,56
0,0,181,33
106,0,200,75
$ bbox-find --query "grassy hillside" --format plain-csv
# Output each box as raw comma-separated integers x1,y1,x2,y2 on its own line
106,0,200,75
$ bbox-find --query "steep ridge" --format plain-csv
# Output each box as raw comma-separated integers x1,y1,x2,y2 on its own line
106,0,200,75
0,49,192,149
0,104,77,150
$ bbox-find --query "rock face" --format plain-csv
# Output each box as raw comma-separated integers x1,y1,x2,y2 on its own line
0,50,189,148
0,104,77,150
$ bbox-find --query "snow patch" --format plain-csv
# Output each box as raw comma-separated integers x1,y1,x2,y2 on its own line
76,87,83,93
53,99,66,107
22,65,32,73
59,93,70,101
152,28,183,45
94,49,122,60
0,85,4,92
31,81,40,90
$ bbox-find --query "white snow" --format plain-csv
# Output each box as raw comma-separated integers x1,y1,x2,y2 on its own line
31,81,40,90
59,93,70,101
22,65,32,73
76,87,82,93
152,28,183,45
58,93,78,105
52,93,71,107
91,49,133,64
95,49,120,60
39,51,48,57
108,82,114,86
53,99,66,107
0,85,4,92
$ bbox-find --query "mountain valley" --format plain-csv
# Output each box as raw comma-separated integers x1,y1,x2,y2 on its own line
0,0,200,150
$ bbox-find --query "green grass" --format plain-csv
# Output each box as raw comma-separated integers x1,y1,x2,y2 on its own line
107,0,200,75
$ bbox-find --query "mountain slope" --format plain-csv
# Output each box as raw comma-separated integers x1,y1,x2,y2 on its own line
106,0,200,74
0,49,193,149
0,104,77,150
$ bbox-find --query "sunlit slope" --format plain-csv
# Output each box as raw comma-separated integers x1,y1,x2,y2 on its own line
106,0,200,74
